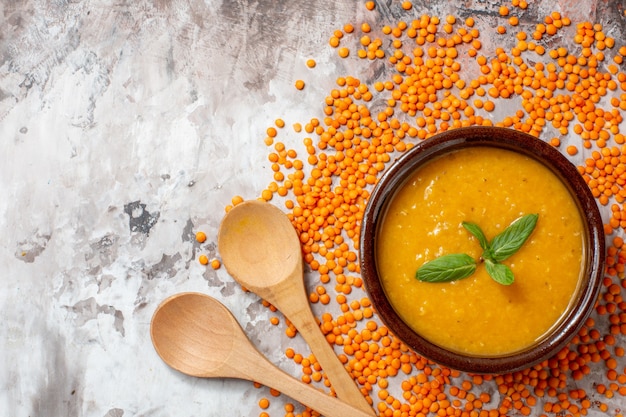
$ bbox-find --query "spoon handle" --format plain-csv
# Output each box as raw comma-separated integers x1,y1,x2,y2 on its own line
233,342,375,417
276,278,375,415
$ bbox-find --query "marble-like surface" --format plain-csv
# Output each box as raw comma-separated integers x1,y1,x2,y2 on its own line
1,1,357,415
1,1,625,416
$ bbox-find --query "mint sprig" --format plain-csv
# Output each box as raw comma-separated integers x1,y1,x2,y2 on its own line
415,214,538,285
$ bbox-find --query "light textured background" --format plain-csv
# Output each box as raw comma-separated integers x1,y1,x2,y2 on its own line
1,1,625,416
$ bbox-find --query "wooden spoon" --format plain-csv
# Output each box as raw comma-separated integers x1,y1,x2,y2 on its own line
150,292,374,417
218,200,374,415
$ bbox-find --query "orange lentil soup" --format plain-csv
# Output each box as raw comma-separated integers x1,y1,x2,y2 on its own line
376,146,585,356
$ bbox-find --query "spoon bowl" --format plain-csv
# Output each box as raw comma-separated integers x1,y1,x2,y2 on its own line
151,292,236,378
217,200,302,290
218,201,374,414
150,292,374,417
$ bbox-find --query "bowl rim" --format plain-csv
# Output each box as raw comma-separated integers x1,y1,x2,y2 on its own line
360,126,605,374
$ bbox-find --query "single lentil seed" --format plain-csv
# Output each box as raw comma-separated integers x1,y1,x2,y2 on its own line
195,231,207,243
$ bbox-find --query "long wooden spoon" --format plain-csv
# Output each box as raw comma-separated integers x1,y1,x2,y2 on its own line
218,200,374,415
150,292,373,417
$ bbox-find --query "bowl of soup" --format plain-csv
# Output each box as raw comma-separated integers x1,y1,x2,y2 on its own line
360,126,605,374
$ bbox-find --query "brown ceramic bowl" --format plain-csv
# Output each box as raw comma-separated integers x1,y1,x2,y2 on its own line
360,126,605,374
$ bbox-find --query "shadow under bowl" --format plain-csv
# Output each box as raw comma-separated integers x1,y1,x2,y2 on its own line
360,126,605,374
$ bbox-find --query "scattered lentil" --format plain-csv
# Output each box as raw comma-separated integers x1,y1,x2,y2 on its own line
259,398,270,409
195,231,207,243
210,258,221,270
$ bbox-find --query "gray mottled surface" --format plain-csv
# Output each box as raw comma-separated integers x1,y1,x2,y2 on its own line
1,1,625,416
1,1,356,415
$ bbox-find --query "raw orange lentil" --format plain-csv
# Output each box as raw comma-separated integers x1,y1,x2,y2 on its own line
268,387,286,398
210,258,221,269
261,189,273,201
258,398,270,409
198,254,208,265
195,231,207,243
306,59,316,68
295,79,305,90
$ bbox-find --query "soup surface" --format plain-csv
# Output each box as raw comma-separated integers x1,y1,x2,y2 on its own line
377,146,584,356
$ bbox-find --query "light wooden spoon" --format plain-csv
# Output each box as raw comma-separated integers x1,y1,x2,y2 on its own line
150,292,374,417
218,200,374,415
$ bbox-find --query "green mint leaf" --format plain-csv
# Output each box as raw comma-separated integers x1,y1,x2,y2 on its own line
416,254,477,283
462,221,491,252
485,259,515,285
490,214,538,262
